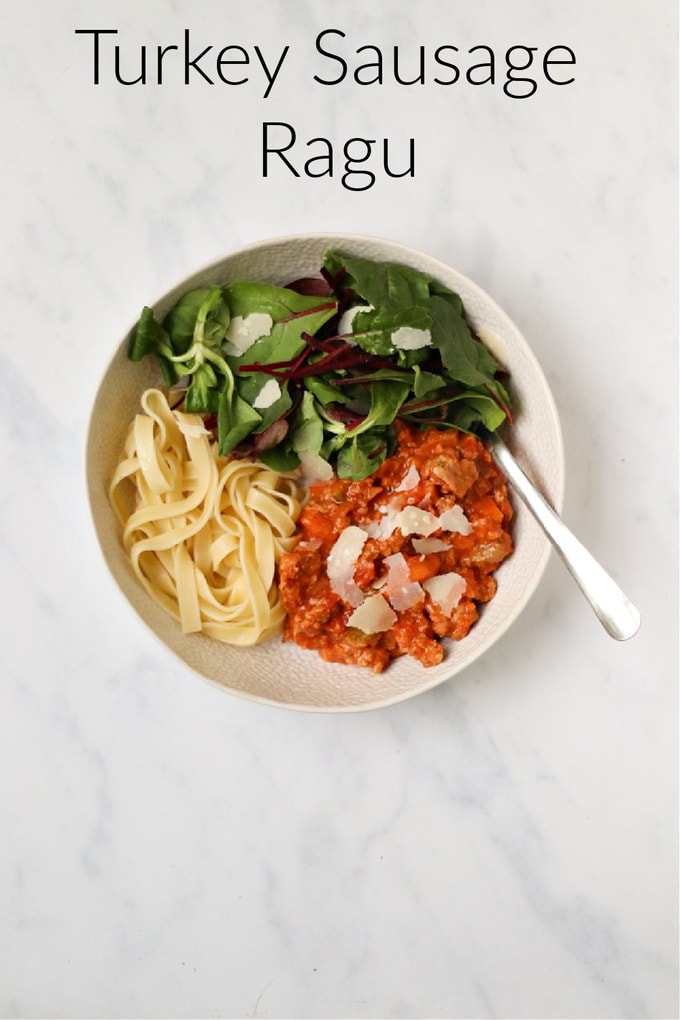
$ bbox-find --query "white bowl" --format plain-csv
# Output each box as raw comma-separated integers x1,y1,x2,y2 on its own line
86,233,564,711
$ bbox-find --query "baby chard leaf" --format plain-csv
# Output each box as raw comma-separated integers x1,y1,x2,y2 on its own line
163,287,230,355
292,392,325,456
129,306,168,361
304,375,351,406
223,282,336,322
413,365,447,398
258,445,300,472
336,432,390,480
128,307,181,386
426,294,501,389
445,394,507,433
233,301,336,377
325,252,431,310
184,362,219,413
345,379,411,438
217,372,262,456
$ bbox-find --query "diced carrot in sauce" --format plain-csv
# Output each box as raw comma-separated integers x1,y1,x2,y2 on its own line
405,553,442,582
470,495,505,522
298,506,338,547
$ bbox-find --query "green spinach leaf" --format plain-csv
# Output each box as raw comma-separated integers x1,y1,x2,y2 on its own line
336,432,391,480
426,294,500,389
325,252,431,310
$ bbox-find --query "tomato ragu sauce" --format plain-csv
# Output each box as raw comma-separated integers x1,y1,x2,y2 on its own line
278,422,513,672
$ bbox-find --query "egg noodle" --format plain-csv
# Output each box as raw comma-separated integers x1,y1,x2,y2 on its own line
109,388,303,645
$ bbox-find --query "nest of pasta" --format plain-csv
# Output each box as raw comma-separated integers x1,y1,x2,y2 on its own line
109,388,304,647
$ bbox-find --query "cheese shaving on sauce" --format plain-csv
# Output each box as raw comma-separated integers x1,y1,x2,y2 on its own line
383,553,425,611
364,498,471,541
396,506,440,536
327,526,368,607
347,594,397,634
396,464,420,491
411,537,451,554
363,501,400,539
422,572,467,615
439,505,472,535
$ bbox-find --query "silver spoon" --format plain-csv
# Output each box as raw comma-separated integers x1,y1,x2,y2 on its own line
480,428,641,641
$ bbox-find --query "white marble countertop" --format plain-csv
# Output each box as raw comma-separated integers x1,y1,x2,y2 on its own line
1,1,677,1017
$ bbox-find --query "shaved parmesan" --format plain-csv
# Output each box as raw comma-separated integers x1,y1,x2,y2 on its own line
396,506,440,536
223,312,273,355
411,537,451,554
396,464,420,491
477,326,507,362
439,505,472,535
383,552,411,586
392,326,432,350
364,501,401,539
337,303,373,337
422,572,467,615
383,553,425,611
174,413,211,440
252,378,282,409
327,526,368,607
297,449,334,483
362,521,382,539
391,585,425,611
347,594,397,634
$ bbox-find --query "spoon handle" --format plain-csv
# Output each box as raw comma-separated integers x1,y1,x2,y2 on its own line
485,431,640,641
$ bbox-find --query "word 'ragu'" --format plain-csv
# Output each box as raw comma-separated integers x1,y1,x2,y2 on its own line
262,123,414,192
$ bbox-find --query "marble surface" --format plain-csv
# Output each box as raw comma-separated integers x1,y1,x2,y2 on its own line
1,1,677,1017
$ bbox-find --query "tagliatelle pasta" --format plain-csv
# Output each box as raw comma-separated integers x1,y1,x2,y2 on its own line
109,388,303,646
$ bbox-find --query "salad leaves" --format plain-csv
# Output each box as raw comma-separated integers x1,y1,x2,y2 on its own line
128,251,512,479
